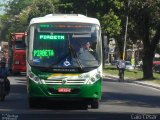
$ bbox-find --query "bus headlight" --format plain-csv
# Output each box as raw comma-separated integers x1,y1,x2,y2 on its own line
34,76,40,82
28,71,40,83
91,77,96,82
95,73,101,79
28,71,34,78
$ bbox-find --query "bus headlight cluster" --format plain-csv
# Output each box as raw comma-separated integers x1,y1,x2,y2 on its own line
88,73,101,84
28,71,40,83
79,71,102,84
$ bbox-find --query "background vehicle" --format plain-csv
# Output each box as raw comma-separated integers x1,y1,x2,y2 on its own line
153,64,160,73
111,60,119,66
8,33,26,75
125,61,134,70
26,14,103,109
153,61,160,73
153,61,160,65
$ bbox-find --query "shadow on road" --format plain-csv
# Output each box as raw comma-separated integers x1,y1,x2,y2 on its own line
0,77,89,111
103,78,118,83
0,112,134,120
30,100,89,110
102,91,160,108
102,78,160,108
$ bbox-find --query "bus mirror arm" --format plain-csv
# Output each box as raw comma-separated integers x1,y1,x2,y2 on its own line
25,37,28,47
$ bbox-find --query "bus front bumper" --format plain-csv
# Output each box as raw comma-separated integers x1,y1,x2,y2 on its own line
27,79,102,100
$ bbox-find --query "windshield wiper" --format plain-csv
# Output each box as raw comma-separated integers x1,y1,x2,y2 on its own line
47,36,83,70
67,35,84,71
48,52,70,68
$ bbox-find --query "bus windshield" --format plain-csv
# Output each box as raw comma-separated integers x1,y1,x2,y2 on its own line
28,22,101,69
15,41,25,50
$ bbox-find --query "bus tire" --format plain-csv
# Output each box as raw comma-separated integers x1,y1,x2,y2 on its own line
0,82,5,101
29,98,37,108
91,100,99,109
0,95,5,101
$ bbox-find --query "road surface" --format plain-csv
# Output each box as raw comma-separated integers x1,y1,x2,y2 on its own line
0,76,160,120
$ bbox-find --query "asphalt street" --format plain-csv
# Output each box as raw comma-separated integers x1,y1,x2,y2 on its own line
0,76,160,120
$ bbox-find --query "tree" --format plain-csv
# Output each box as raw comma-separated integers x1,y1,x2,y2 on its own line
27,0,57,23
1,0,159,79
57,0,125,55
6,0,33,15
0,14,11,41
102,10,122,37
0,0,58,40
129,0,160,79
0,0,34,40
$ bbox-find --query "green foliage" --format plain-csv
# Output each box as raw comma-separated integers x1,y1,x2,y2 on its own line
0,0,58,40
0,0,34,40
104,65,160,80
0,0,160,79
27,0,56,22
129,0,160,39
58,0,124,39
101,9,122,37
112,0,124,9
128,0,160,79
7,0,34,15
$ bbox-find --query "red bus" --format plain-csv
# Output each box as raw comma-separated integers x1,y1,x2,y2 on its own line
8,33,26,75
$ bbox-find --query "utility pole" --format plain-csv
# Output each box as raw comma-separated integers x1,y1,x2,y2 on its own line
123,0,130,60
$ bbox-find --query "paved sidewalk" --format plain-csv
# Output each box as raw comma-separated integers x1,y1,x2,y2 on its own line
103,74,160,90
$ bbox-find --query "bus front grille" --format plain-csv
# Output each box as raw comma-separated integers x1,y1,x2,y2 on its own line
42,79,86,85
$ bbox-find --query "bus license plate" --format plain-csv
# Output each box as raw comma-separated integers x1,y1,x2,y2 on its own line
58,88,71,93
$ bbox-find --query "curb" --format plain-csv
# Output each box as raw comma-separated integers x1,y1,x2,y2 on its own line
103,74,160,90
130,81,160,90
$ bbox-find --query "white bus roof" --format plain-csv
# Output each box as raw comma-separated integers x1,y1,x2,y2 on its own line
29,14,100,25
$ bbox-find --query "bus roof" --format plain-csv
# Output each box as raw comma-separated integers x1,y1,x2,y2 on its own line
29,14,100,26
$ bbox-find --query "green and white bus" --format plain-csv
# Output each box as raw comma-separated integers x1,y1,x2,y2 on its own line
26,14,103,109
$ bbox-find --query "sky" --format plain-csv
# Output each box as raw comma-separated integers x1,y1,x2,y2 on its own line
0,0,10,15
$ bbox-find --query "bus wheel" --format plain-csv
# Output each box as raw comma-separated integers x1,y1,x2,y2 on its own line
91,100,99,109
29,98,37,108
0,95,5,101
0,83,5,101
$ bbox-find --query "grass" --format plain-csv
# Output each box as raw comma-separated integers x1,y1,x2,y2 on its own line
152,79,160,84
103,65,160,84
